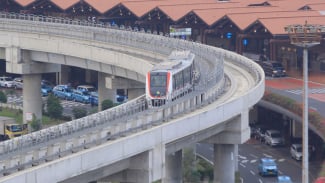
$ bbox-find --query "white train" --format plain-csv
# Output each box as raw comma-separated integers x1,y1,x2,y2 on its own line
145,50,198,107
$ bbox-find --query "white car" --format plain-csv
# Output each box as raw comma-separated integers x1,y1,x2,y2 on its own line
264,129,285,146
290,143,313,161
13,77,23,89
290,144,302,161
0,76,14,88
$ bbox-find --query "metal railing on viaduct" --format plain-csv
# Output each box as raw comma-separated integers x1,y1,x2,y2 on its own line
0,12,265,183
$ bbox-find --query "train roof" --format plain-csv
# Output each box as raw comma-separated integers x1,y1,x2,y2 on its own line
151,50,194,71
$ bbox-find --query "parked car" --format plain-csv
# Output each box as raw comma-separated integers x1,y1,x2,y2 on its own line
258,158,278,177
0,76,14,88
290,143,314,161
52,85,74,100
249,122,261,138
264,129,285,147
278,175,292,183
76,85,96,93
41,87,49,97
290,144,303,161
41,80,54,93
254,125,268,143
13,77,23,89
116,94,128,103
89,91,98,106
72,89,90,103
260,61,286,77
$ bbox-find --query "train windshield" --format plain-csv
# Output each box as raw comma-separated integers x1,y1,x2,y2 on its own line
150,73,167,87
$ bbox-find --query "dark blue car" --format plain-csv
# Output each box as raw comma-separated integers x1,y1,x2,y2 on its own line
41,84,52,96
89,92,98,106
72,89,90,103
258,158,278,176
52,85,73,100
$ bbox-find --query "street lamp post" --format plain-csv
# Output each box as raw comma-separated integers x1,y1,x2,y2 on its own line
284,22,323,183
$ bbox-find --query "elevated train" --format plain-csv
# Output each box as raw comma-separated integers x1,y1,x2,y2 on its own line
145,50,198,107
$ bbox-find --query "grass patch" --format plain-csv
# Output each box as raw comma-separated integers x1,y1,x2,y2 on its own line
0,107,67,127
0,107,23,124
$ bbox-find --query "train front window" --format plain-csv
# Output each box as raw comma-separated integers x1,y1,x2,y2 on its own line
150,73,167,87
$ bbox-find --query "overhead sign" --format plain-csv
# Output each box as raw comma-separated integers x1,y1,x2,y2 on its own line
169,26,192,36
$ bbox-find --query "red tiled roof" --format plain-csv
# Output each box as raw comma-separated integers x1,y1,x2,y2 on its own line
50,0,79,10
258,16,325,35
14,0,35,7
122,0,171,18
159,2,242,22
308,4,325,11
13,0,325,36
228,10,322,31
194,6,281,26
84,0,123,14
122,0,217,18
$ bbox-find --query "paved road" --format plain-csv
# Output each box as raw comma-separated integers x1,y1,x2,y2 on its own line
265,77,325,118
197,139,320,183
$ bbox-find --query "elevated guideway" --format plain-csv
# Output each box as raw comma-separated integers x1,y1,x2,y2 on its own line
0,13,264,183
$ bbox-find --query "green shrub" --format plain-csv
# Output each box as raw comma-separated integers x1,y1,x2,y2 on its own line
46,94,63,119
72,107,88,119
0,91,7,103
60,115,72,121
101,99,114,110
30,114,42,132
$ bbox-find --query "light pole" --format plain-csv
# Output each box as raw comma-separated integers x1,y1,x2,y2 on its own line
284,22,323,183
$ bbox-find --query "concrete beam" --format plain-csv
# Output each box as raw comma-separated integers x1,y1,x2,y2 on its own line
59,158,131,183
203,110,250,144
128,88,145,100
105,76,144,89
30,51,145,82
99,151,151,183
6,48,60,74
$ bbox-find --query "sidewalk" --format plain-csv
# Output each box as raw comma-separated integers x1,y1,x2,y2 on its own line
286,69,325,85
265,76,325,126
265,72,325,102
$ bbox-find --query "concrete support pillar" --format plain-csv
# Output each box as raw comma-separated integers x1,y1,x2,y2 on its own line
59,65,70,84
23,74,42,125
98,72,116,111
128,88,145,100
213,144,235,183
86,70,97,85
0,48,5,59
164,150,182,183
234,144,238,172
292,120,302,138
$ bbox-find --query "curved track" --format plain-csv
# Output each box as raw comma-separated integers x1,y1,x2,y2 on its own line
0,12,264,183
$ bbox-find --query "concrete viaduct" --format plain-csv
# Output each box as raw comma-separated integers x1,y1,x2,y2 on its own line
0,13,264,183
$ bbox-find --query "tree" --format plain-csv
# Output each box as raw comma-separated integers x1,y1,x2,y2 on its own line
0,91,7,103
30,114,42,131
46,94,63,119
183,148,201,182
72,107,88,119
101,99,114,110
